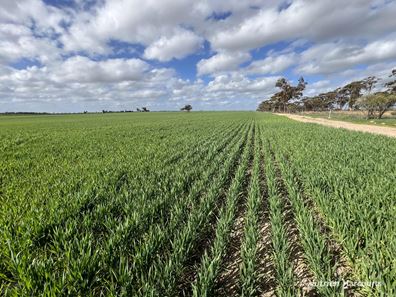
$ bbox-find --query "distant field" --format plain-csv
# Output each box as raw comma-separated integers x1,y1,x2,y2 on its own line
0,112,395,296
301,110,396,127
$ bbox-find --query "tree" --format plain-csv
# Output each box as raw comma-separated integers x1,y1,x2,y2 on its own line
302,92,335,111
257,77,307,113
256,100,274,112
356,92,396,119
385,69,396,93
136,108,141,112
274,78,292,111
142,107,150,112
363,76,378,94
181,104,192,112
338,80,366,110
269,92,283,112
336,77,378,110
295,77,308,99
271,77,307,112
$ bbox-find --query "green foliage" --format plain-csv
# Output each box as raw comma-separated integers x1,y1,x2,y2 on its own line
356,92,396,119
262,138,296,296
0,112,395,296
240,123,261,296
192,123,254,297
260,114,396,296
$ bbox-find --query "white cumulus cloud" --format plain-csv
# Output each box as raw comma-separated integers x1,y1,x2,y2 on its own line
298,35,396,75
197,52,251,76
245,53,296,75
143,29,203,61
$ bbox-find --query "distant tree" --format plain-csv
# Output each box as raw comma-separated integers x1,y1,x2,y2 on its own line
302,91,338,111
273,77,307,112
337,77,379,110
285,102,302,113
142,107,150,112
302,92,334,112
136,108,141,112
338,81,366,110
321,91,338,109
269,92,283,112
356,92,396,119
257,77,306,113
256,100,273,112
363,76,379,94
385,69,396,93
333,87,348,109
181,104,192,112
274,78,292,111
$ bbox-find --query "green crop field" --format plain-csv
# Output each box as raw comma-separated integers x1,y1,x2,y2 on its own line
0,112,395,296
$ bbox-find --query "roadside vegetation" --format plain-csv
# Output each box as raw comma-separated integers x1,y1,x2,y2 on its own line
297,110,396,127
257,69,396,123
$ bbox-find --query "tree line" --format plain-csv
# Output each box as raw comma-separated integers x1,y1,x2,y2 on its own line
257,69,396,119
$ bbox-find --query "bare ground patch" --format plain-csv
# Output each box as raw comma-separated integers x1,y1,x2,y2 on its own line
257,157,276,297
177,132,250,296
270,149,317,296
214,198,247,296
257,205,277,297
282,199,317,297
280,155,357,295
213,128,255,296
277,113,396,138
176,188,228,297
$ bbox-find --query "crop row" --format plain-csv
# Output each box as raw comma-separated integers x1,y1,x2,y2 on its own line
239,123,262,296
259,114,396,295
1,114,250,295
191,123,254,297
1,112,394,296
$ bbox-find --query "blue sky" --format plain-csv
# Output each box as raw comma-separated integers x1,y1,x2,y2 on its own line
0,0,396,112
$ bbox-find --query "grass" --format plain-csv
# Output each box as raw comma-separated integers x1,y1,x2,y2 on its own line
300,111,396,127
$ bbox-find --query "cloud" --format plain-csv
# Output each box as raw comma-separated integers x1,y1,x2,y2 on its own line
0,56,154,101
197,52,251,76
143,29,203,61
0,24,61,63
0,0,70,34
298,34,396,74
206,73,278,96
245,53,296,75
1,0,396,111
60,0,196,54
53,56,150,83
59,0,274,54
2,56,151,87
209,0,396,52
0,60,279,112
304,80,335,96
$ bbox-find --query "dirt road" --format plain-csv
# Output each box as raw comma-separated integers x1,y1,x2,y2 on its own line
277,114,396,138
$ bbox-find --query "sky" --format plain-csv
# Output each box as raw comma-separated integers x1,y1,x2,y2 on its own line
1,0,396,112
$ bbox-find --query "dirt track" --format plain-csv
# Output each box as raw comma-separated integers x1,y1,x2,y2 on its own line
277,114,396,138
